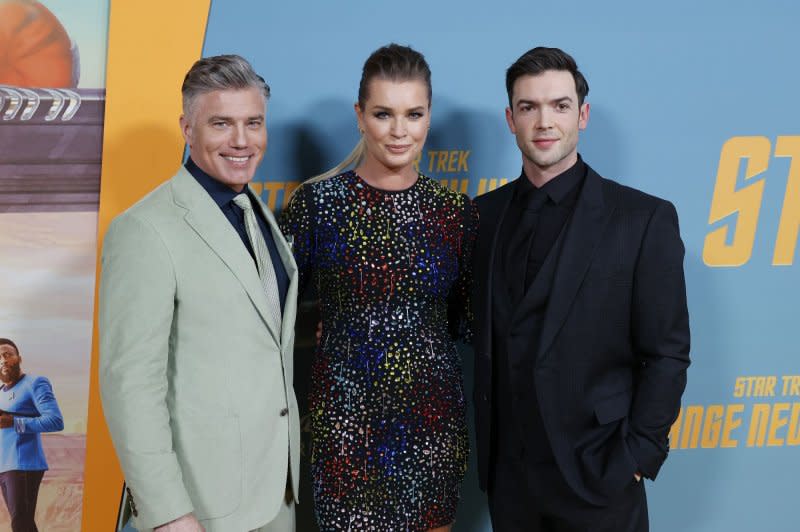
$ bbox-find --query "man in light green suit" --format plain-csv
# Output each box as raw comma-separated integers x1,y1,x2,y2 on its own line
99,55,300,532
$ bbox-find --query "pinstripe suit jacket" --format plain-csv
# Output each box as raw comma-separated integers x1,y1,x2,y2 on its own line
472,164,690,505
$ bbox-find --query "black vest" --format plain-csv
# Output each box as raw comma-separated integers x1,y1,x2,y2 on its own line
491,223,568,464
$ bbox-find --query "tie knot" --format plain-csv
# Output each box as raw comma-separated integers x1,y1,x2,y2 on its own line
521,187,548,212
233,193,253,211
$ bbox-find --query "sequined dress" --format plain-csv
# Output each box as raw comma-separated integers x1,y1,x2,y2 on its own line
279,171,476,531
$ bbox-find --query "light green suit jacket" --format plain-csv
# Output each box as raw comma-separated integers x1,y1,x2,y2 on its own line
99,168,300,532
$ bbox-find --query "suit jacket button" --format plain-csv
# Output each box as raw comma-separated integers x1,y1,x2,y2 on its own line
482,393,488,402
280,407,289,417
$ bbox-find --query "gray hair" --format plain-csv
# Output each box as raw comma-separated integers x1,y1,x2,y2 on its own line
181,54,270,119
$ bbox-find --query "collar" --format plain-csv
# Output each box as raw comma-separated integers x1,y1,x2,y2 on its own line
1,373,24,392
185,157,243,208
516,155,586,206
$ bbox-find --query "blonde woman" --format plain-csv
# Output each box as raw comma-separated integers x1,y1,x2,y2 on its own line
280,44,476,532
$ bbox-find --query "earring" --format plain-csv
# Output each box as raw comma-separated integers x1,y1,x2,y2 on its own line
359,128,365,135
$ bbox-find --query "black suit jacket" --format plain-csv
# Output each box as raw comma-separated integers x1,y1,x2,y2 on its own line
472,164,690,506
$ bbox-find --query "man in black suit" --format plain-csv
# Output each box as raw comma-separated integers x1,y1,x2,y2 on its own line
472,47,690,531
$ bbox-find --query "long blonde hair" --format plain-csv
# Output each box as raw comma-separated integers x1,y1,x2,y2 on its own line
290,44,431,199
301,138,366,186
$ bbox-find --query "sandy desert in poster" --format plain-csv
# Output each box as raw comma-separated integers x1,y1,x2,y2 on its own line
0,433,86,530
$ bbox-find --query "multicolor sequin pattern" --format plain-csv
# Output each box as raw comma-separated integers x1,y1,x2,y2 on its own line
280,171,477,531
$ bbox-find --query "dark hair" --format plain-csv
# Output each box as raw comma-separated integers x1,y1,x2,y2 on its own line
0,338,19,355
506,47,589,107
181,54,270,118
357,43,431,109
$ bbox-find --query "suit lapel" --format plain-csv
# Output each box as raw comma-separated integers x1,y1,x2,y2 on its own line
537,168,615,361
171,169,281,345
480,185,515,354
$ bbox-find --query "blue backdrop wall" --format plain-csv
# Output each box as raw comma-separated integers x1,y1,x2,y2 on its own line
199,2,798,530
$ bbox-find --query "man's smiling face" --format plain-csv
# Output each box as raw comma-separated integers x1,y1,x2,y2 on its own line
180,87,267,192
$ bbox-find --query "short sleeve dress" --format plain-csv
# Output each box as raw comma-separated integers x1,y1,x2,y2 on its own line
279,170,477,531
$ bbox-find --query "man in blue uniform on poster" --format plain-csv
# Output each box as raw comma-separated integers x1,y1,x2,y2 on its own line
0,337,64,532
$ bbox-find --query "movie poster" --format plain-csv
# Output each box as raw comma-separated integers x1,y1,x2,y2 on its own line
0,1,108,529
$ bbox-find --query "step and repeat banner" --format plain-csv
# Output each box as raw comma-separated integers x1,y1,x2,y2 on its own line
1,1,797,531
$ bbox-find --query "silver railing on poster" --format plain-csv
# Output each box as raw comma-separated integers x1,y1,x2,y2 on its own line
0,86,105,213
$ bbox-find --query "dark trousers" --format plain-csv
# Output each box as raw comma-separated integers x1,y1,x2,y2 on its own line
488,457,648,532
0,470,45,532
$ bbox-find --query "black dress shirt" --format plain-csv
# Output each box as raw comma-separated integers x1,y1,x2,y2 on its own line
498,156,586,306
185,158,289,314
490,157,586,464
